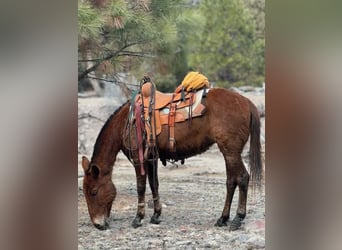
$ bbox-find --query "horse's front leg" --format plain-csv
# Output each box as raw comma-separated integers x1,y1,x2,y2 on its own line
132,166,147,228
147,160,162,224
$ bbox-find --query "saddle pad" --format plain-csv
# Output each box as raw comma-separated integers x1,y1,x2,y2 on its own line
158,89,207,125
154,90,195,110
159,89,204,115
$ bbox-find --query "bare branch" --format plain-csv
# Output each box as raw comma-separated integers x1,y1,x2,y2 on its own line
87,76,139,88
118,51,155,58
78,59,103,63
78,113,105,122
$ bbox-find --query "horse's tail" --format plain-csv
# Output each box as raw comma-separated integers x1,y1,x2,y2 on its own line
249,101,263,190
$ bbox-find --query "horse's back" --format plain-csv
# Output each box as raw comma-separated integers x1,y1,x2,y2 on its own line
156,88,253,160
206,88,251,122
206,88,252,150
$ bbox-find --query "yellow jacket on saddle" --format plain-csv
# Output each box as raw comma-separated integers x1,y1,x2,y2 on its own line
175,71,209,93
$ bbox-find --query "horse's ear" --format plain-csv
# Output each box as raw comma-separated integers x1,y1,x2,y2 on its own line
81,156,90,172
91,165,100,179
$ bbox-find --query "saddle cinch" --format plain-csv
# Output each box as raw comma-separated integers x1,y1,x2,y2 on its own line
135,72,210,153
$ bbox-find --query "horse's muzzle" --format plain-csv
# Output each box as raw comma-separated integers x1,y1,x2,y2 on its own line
93,217,110,230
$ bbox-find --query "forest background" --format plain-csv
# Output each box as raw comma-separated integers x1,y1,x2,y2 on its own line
78,0,264,94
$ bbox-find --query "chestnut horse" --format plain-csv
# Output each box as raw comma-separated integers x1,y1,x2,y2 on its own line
81,87,262,231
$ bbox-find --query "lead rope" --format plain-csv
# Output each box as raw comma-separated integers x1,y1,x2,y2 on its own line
135,101,145,175
150,82,159,192
123,92,139,166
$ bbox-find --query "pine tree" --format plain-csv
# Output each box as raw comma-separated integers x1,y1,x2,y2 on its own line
188,0,264,87
78,0,185,88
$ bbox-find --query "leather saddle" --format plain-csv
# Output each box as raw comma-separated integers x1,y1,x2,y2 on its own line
135,81,207,152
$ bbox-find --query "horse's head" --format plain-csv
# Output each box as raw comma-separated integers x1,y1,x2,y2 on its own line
81,156,116,230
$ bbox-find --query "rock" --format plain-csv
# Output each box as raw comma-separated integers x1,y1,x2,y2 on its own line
175,240,192,246
204,240,219,248
246,235,265,248
245,219,265,231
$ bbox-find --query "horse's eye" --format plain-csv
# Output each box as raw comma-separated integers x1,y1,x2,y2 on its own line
90,189,98,196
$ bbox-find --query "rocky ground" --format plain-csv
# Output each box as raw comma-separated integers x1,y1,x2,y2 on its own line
78,87,265,250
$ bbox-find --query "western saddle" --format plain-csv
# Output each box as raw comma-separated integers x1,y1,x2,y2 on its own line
129,73,209,172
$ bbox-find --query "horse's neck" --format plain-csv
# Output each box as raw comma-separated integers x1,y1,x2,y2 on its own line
91,103,129,170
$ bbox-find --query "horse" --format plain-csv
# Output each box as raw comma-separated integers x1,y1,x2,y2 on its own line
81,87,262,231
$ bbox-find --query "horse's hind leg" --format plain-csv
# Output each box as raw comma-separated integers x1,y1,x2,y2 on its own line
215,152,249,231
230,157,250,231
132,167,147,228
215,154,238,227
147,160,162,224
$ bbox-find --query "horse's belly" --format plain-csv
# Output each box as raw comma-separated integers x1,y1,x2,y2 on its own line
157,117,215,161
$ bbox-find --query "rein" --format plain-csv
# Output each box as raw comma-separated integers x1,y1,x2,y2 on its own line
124,76,159,177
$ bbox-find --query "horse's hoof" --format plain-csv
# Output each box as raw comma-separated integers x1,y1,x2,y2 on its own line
215,217,228,227
229,216,242,231
150,215,161,224
132,217,143,228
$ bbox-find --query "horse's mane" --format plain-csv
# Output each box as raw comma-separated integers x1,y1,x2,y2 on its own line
110,100,130,119
100,100,129,131
92,100,129,157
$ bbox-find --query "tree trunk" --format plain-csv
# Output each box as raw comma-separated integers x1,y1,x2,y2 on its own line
85,51,103,96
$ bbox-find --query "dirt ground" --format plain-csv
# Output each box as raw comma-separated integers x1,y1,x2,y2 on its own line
78,89,265,249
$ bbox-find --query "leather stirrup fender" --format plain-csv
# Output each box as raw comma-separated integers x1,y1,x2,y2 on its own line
168,102,177,152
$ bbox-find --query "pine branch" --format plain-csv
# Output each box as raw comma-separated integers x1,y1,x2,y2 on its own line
78,42,139,82
78,51,154,63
